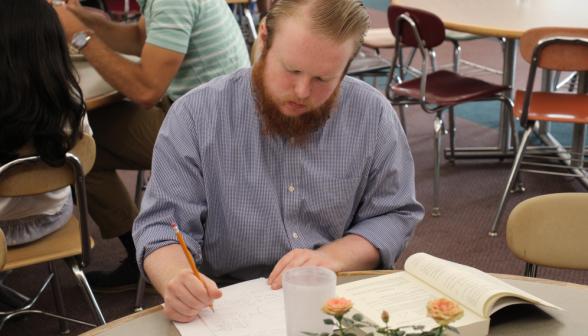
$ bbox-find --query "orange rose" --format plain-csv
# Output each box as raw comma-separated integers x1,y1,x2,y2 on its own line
426,298,464,326
321,297,353,316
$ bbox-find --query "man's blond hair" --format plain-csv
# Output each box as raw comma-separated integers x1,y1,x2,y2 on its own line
264,0,370,58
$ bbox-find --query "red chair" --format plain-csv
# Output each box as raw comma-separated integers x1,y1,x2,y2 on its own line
385,5,517,217
104,0,140,20
489,27,588,236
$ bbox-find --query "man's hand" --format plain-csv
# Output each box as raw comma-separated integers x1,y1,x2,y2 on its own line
163,269,223,322
267,249,341,290
267,235,382,290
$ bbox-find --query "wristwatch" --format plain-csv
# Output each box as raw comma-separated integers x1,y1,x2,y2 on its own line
71,30,94,53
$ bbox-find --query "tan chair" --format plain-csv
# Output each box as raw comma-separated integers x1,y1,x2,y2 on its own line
506,193,588,278
0,134,105,332
0,230,6,275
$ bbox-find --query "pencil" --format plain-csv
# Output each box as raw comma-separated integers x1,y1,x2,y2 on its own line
171,223,215,312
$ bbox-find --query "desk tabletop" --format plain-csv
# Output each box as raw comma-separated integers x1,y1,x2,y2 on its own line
81,271,588,336
392,0,588,39
73,54,140,111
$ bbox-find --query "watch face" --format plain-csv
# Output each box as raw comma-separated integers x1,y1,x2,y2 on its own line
73,32,88,48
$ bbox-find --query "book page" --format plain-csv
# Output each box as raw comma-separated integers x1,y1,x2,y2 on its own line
198,278,287,336
404,253,561,317
336,272,488,333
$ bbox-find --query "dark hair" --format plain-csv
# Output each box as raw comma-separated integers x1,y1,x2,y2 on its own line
0,0,85,167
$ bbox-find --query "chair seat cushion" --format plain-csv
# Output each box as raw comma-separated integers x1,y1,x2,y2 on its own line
514,90,588,123
391,70,509,105
4,216,94,271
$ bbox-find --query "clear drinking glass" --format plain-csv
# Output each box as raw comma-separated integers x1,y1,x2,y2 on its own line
283,266,337,336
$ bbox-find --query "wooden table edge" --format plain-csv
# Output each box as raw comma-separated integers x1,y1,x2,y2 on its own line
81,271,588,335
85,91,125,111
390,0,524,39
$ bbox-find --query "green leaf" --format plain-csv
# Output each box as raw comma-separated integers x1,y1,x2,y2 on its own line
323,319,335,325
376,330,388,334
346,333,357,336
446,325,459,334
320,333,330,336
365,333,374,336
352,313,364,321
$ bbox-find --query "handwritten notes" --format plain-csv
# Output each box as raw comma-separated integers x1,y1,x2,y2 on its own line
198,278,287,336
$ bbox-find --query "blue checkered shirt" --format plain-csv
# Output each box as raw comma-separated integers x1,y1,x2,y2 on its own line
133,68,424,281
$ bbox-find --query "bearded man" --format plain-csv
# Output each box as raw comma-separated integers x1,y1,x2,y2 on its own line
133,0,424,322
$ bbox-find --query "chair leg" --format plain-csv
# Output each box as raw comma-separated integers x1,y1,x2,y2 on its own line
243,7,257,40
432,114,443,217
448,107,456,163
134,277,147,312
524,263,538,278
48,261,70,334
489,125,534,236
65,257,106,326
507,101,524,193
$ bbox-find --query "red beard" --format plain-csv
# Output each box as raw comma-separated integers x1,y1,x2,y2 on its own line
251,53,341,145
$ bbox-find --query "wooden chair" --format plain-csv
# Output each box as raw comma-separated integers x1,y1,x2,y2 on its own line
0,134,105,332
386,5,516,217
506,193,588,277
490,27,588,235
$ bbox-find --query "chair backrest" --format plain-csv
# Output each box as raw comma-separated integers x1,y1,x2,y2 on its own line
0,134,95,197
250,17,265,66
0,133,95,267
520,27,588,72
506,193,588,271
388,5,445,49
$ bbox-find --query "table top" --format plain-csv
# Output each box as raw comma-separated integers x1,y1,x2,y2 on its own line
392,0,588,39
73,54,140,111
81,271,588,336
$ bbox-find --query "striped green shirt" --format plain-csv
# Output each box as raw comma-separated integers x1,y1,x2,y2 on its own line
137,0,250,101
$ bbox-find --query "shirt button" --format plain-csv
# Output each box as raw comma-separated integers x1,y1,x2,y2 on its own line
290,137,295,144
288,185,294,192
292,232,298,239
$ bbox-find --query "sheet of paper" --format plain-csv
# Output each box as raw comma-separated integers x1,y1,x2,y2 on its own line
336,272,486,331
198,278,287,336
174,315,216,336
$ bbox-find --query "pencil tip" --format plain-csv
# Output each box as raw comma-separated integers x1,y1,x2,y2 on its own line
210,306,215,313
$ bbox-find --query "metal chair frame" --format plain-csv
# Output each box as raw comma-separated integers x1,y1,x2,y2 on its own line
0,153,106,332
490,36,588,235
386,12,516,217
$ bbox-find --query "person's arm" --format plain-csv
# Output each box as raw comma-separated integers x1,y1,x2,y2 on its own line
64,0,145,55
144,244,222,322
268,101,424,289
133,97,219,321
54,3,184,108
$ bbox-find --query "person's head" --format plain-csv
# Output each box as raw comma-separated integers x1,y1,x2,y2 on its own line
0,0,85,167
252,0,370,144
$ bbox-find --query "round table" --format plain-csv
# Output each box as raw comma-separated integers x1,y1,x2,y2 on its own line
79,271,588,336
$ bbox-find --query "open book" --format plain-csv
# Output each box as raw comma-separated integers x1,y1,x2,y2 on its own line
336,253,562,336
